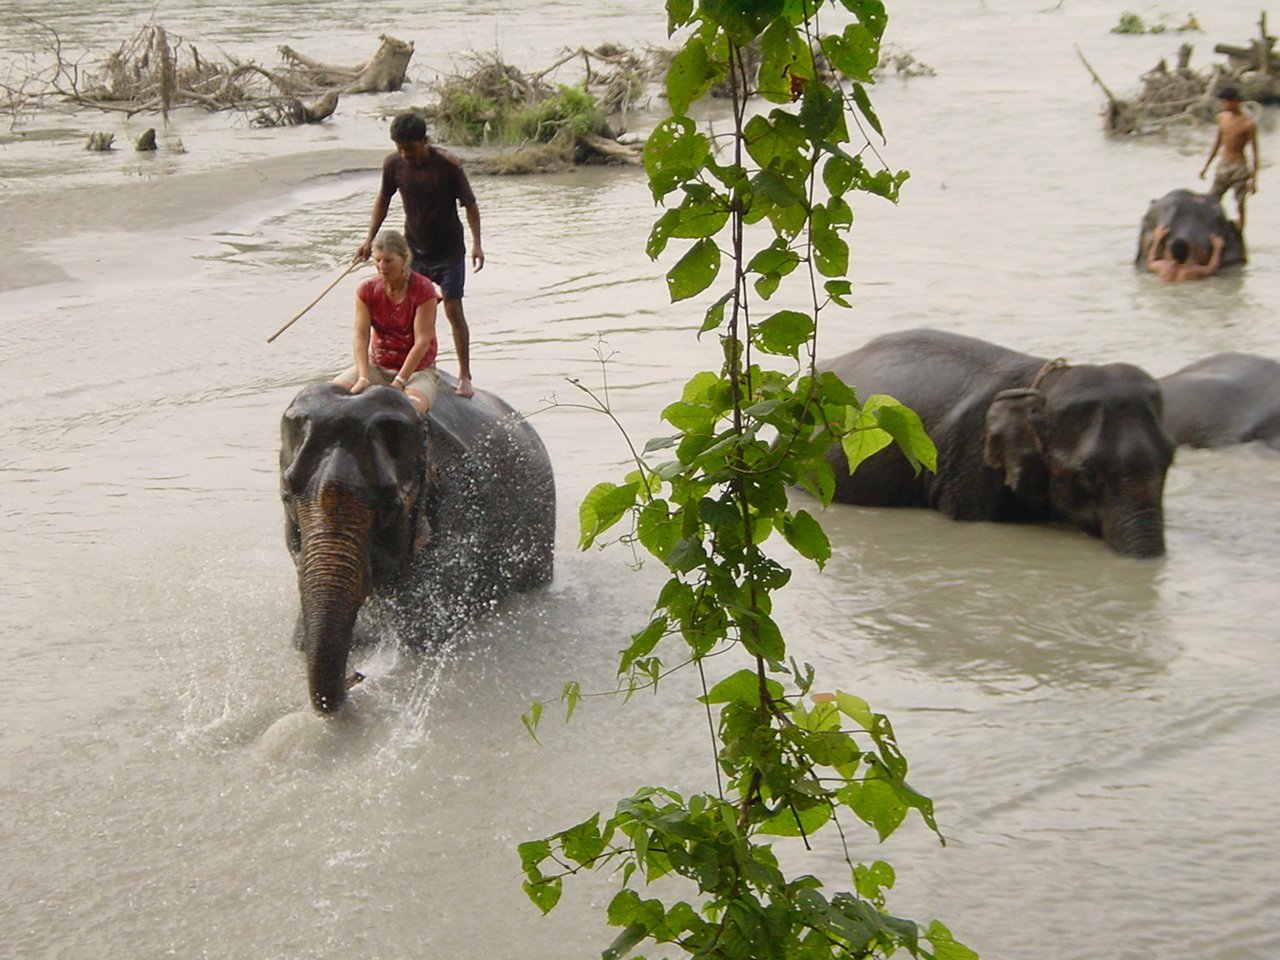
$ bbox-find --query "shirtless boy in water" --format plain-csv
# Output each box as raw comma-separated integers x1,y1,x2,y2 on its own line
1146,223,1225,283
1199,86,1259,232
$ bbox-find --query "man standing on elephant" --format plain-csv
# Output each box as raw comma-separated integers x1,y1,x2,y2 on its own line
1199,86,1259,234
356,112,482,399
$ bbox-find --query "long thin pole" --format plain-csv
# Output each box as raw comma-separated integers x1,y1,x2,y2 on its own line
266,260,362,343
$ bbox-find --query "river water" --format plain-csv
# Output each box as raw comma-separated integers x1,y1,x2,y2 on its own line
2,1,1278,958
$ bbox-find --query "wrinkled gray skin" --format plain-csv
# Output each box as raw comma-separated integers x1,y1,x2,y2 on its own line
1135,189,1246,269
280,375,555,714
821,329,1175,558
1158,352,1280,450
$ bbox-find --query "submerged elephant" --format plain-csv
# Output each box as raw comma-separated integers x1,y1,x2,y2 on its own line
1135,189,1245,270
1158,352,1280,449
280,375,555,713
820,329,1175,558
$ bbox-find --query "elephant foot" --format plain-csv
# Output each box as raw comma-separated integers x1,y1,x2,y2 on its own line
346,671,365,689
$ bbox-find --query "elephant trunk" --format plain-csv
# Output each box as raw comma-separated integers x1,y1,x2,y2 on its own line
1103,490,1166,559
296,494,375,714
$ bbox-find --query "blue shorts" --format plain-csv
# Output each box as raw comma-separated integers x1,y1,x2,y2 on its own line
412,256,466,300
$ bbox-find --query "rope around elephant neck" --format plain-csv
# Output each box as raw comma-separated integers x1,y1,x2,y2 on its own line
1030,357,1070,390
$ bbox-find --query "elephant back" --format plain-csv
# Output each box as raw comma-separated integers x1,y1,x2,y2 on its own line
412,374,556,604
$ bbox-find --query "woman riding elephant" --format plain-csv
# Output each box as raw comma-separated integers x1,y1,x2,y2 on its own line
334,229,467,416
821,329,1175,558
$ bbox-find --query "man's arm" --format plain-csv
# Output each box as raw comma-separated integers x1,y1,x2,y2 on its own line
355,192,392,262
1146,223,1169,273
1249,125,1260,193
464,201,484,271
1188,234,1226,279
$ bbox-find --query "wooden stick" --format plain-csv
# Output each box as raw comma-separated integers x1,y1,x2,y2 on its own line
267,260,361,343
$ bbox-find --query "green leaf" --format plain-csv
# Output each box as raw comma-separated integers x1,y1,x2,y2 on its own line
781,509,831,568
835,690,875,730
666,0,695,33
523,875,562,914
637,500,681,560
603,922,649,960
521,700,544,743
561,681,582,722
666,36,724,117
849,81,885,141
841,0,889,40
517,838,550,872
758,799,832,837
702,0,784,44
866,396,937,473
701,667,784,707
644,117,710,200
560,812,606,865
840,417,893,475
700,290,733,334
925,920,980,960
840,777,907,841
753,309,814,357
822,23,880,83
824,279,853,308
666,237,721,302
579,480,640,548
758,18,812,104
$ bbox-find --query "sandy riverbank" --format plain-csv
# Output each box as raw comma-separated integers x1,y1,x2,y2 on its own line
0,147,388,294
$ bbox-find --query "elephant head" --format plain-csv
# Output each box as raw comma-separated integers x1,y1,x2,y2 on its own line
280,383,428,713
1136,189,1245,269
983,365,1175,558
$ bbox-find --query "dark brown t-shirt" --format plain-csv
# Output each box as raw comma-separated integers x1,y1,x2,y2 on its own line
378,148,476,264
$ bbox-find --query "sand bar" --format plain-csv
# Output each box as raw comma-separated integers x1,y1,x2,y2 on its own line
0,147,388,294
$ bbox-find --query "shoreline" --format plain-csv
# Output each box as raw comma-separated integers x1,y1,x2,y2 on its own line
0,147,388,295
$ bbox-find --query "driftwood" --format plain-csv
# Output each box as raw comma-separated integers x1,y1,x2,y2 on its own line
1090,10,1280,133
277,35,414,94
16,18,410,125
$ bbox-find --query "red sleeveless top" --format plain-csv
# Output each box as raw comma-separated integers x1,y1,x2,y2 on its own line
358,272,440,370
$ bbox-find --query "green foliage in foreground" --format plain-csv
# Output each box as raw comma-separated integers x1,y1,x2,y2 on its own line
521,2,971,958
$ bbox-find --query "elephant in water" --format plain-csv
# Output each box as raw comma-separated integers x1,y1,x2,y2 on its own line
820,329,1175,558
280,375,555,713
1158,352,1280,449
1135,189,1245,270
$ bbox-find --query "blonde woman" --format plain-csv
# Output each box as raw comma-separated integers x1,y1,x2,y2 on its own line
335,230,442,415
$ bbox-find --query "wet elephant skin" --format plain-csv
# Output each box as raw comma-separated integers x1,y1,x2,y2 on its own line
280,378,555,713
820,328,1175,558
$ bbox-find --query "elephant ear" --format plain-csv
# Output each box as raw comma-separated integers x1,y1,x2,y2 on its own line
983,388,1050,508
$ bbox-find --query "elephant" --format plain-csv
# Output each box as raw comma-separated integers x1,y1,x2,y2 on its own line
1158,352,1280,449
819,329,1175,558
1135,189,1245,270
280,374,555,714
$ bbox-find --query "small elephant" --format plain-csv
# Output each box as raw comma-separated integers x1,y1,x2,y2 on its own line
1158,352,1280,449
1135,189,1245,270
820,329,1175,558
280,375,555,714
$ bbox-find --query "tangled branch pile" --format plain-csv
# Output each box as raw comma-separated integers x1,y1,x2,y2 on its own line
426,46,661,172
1084,12,1280,135
1087,43,1223,135
15,19,412,126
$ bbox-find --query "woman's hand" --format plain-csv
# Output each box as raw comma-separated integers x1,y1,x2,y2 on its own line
351,375,370,395
456,377,475,399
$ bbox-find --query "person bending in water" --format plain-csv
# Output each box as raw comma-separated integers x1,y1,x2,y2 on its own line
1199,85,1259,233
1146,223,1225,283
334,230,442,415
